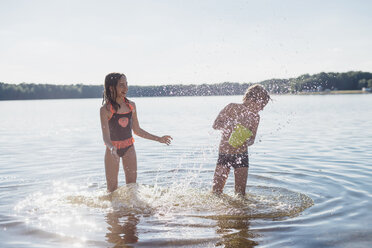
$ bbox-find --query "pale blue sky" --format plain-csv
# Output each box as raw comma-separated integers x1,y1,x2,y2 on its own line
1,0,371,85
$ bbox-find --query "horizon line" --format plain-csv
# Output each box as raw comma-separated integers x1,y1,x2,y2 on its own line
1,70,371,87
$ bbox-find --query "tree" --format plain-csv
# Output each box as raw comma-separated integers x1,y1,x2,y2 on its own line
358,79,367,89
368,79,372,89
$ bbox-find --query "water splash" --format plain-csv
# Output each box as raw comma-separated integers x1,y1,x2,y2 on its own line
16,182,312,218
13,181,313,246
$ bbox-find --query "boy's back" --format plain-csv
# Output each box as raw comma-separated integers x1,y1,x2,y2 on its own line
213,103,260,154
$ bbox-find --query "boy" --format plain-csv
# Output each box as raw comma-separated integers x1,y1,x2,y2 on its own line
212,84,270,195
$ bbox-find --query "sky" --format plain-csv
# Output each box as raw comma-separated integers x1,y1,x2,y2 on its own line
1,0,372,86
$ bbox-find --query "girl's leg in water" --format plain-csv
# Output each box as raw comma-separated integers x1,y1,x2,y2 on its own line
105,147,120,192
122,145,137,184
234,167,248,195
212,164,230,194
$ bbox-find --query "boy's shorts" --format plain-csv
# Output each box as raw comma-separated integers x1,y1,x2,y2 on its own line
217,153,249,169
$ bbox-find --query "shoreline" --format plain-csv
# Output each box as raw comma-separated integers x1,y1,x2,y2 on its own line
0,90,371,101
296,90,371,95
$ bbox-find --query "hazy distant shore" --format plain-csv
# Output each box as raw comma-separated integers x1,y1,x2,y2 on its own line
1,71,371,100
297,90,371,95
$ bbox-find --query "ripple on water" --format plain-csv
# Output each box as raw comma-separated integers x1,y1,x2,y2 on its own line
15,183,313,232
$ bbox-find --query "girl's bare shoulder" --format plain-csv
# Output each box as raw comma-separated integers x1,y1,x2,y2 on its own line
128,99,136,106
127,99,136,111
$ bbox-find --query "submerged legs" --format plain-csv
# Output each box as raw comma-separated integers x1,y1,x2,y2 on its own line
212,164,230,195
234,167,248,196
105,145,137,192
122,146,137,184
105,147,120,192
212,165,248,195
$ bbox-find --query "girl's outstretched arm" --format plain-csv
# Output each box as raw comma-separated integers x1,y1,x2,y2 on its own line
131,101,172,145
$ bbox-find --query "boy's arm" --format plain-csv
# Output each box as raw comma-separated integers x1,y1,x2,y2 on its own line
213,103,233,130
247,115,260,146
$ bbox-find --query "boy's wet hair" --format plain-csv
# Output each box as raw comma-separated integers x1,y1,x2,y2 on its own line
243,84,271,104
102,72,125,111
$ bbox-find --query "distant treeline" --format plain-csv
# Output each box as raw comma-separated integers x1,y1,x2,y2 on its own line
287,71,372,92
1,71,372,100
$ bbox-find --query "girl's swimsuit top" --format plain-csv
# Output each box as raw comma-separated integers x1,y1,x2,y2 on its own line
108,98,135,149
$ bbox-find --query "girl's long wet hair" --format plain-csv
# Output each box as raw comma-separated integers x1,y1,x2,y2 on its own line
102,72,125,112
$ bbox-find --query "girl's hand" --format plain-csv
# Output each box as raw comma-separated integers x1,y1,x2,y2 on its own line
110,146,120,160
159,135,173,145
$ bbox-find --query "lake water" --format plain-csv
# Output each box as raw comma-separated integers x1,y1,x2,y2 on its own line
0,94,371,247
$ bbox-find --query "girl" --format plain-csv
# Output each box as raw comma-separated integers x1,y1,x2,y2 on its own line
212,84,270,196
100,73,172,192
